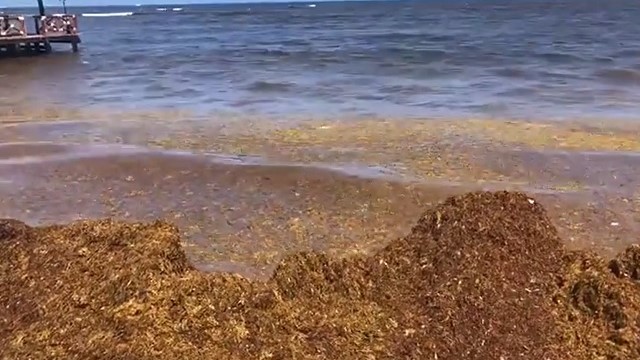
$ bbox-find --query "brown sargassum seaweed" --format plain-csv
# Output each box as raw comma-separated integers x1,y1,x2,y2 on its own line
1,191,639,359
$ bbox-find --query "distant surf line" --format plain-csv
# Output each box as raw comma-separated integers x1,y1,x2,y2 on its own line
81,12,133,17
81,7,184,18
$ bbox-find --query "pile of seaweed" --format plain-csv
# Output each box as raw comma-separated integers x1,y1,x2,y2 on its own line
1,191,639,359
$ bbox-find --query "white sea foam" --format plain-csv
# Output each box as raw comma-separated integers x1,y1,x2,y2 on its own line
81,12,134,17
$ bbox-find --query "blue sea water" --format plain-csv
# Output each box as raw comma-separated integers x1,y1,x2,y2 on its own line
2,0,640,120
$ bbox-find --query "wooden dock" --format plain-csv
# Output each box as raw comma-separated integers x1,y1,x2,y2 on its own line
0,13,81,56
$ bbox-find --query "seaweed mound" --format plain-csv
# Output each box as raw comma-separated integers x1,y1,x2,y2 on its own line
557,251,640,360
366,191,569,358
1,191,639,359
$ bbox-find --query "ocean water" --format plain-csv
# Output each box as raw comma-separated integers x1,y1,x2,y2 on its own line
2,0,640,120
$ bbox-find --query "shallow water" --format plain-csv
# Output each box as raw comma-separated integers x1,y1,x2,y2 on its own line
3,0,640,120
0,141,637,277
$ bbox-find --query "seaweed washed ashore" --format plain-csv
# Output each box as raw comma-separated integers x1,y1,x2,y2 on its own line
1,191,639,359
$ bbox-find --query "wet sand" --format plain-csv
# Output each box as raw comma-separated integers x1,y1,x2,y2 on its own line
1,113,640,278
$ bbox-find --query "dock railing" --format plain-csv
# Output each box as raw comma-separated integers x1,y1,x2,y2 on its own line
0,15,27,37
0,13,80,54
38,14,78,37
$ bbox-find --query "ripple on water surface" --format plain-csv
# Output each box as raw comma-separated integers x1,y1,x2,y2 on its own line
3,0,640,119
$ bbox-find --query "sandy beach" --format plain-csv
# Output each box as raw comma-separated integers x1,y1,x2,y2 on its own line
1,105,640,359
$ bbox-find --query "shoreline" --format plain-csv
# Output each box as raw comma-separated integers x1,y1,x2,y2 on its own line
1,110,640,357
1,112,640,277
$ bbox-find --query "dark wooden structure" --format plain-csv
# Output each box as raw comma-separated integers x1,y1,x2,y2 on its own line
0,0,81,55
